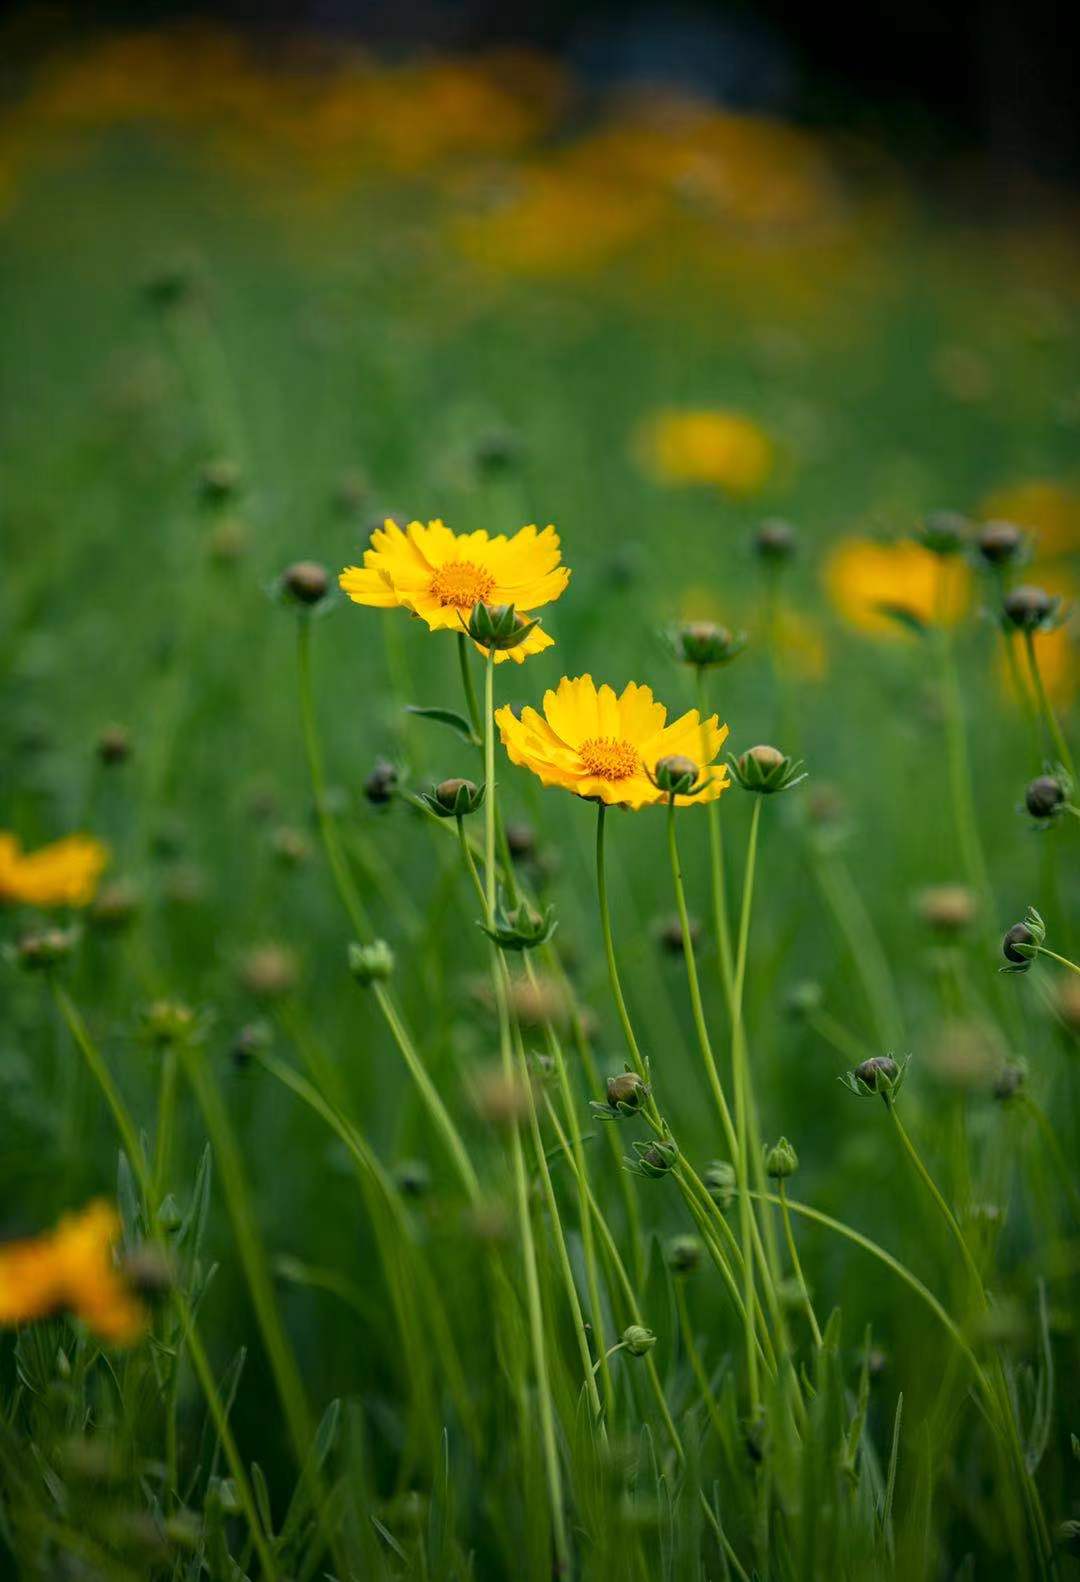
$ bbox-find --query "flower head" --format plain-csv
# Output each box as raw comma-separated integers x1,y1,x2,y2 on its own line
636,408,773,495
0,832,108,909
340,519,569,663
824,537,970,636
0,1200,145,1345
496,675,729,809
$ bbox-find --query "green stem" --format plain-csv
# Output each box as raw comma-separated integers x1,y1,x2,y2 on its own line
297,614,480,1203
1035,946,1080,977
731,798,762,1409
809,844,904,1048
695,669,734,1003
1024,631,1077,783
778,1180,822,1347
483,649,568,1572
595,803,645,1078
153,1045,178,1204
888,1105,984,1304
457,631,483,739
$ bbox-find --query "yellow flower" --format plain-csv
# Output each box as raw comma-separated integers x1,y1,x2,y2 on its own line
0,1200,145,1345
340,519,570,663
635,409,774,495
0,832,108,908
496,674,730,809
824,538,971,636
978,478,1080,558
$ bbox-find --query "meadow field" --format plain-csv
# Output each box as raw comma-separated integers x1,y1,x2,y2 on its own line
1,25,1079,1580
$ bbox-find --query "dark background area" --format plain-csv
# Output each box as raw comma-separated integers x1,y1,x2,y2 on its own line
2,0,1079,183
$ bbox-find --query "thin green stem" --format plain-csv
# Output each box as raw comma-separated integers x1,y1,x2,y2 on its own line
153,1045,178,1205
1035,946,1080,977
1023,631,1077,783
457,631,483,739
778,1180,822,1347
888,1105,985,1305
731,798,762,1409
595,803,645,1078
696,669,734,1003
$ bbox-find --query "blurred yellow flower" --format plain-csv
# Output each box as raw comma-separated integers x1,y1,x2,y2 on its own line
978,479,1080,558
824,538,971,636
0,833,108,908
0,1200,145,1345
636,409,774,495
340,519,569,664
496,674,729,808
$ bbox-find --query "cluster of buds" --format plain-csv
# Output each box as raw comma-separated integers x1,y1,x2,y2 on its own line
918,510,970,558
1000,906,1046,973
591,1068,650,1120
8,926,79,972
465,601,538,652
648,753,709,797
665,620,747,669
729,743,807,795
348,938,395,985
764,1137,798,1179
420,777,486,819
624,1135,678,1179
1000,585,1065,635
840,1054,910,1104
480,891,557,951
1023,770,1073,828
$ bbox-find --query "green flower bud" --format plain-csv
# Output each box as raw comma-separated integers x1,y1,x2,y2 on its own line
1024,774,1066,821
624,1136,678,1179
918,510,970,557
1002,585,1061,634
754,518,798,562
842,1054,909,1102
96,723,132,766
157,1194,183,1233
480,890,557,951
622,1324,657,1357
666,1234,702,1275
593,1069,648,1120
348,939,395,985
764,1137,798,1179
140,999,198,1048
466,601,539,652
704,1159,736,1208
729,743,807,795
652,753,702,796
666,620,747,668
421,777,486,819
977,520,1025,566
11,927,78,972
198,458,242,505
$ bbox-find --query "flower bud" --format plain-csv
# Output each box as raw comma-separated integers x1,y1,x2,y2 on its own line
348,939,394,985
471,1064,533,1128
473,429,522,476
853,1056,898,1089
666,1234,702,1275
993,1061,1026,1101
919,511,969,557
364,758,399,806
96,724,132,766
764,1137,798,1179
784,980,823,1018
12,926,78,971
977,520,1024,566
704,1159,736,1208
122,1244,174,1302
729,743,807,795
754,518,798,562
90,879,141,933
625,1136,678,1179
140,999,197,1048
1002,584,1059,633
198,458,241,505
1024,774,1065,821
231,1020,272,1070
282,560,330,606
604,1070,647,1115
622,1324,657,1357
667,620,747,668
422,777,485,819
916,884,977,934
208,515,250,564
240,944,299,1000
466,602,538,652
655,914,700,955
1001,922,1035,966
653,753,701,795
842,1054,909,1100
394,1158,431,1198
505,821,537,860
271,826,311,867
157,1195,182,1233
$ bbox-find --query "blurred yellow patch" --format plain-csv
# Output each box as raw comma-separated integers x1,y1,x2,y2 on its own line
340,519,569,664
0,1201,145,1345
636,409,774,495
824,538,971,636
773,607,829,681
496,674,729,808
0,832,108,908
979,479,1080,558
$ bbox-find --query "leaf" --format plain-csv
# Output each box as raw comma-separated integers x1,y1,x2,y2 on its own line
371,1514,408,1561
873,601,928,636
404,705,479,745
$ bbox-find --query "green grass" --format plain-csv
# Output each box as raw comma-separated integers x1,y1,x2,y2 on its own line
0,52,1078,1580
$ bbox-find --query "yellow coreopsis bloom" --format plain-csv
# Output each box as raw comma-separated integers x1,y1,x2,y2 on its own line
636,409,774,495
340,519,570,663
824,538,971,637
0,1200,145,1345
0,832,108,908
496,674,730,809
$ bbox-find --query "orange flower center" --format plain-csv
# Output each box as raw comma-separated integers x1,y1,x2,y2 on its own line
579,736,639,779
429,559,496,609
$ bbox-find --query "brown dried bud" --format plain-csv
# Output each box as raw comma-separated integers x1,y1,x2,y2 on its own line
283,561,329,605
